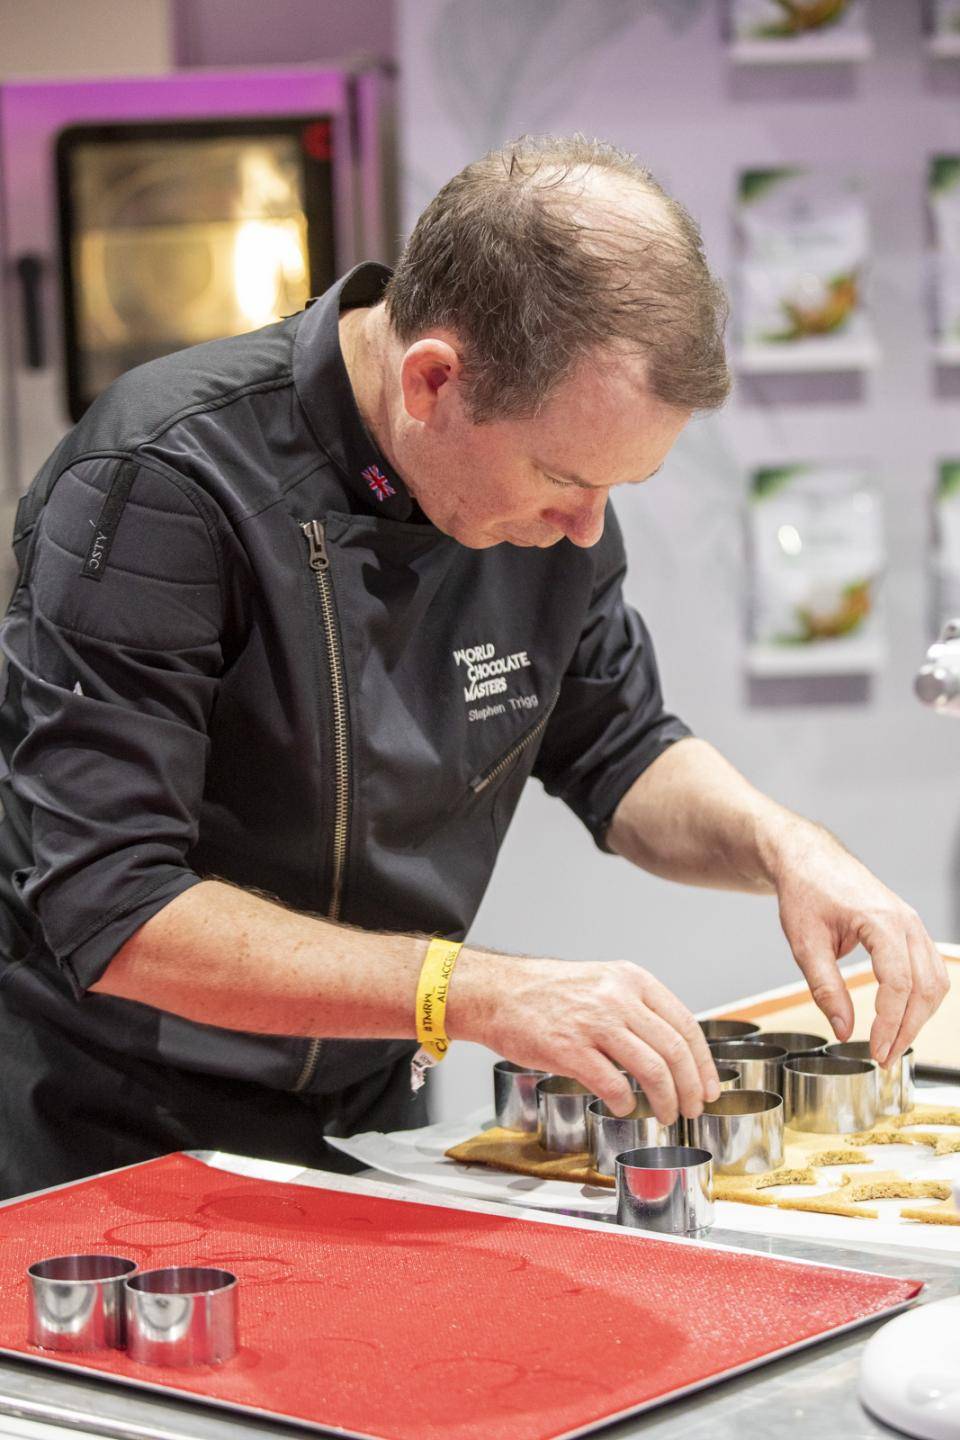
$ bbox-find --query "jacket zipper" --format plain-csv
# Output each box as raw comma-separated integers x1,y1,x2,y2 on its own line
470,695,558,795
293,519,351,1093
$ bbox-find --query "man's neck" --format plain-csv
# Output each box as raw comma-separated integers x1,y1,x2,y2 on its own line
339,304,394,462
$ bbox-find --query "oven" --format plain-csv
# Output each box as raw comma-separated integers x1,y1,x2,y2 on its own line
0,64,395,513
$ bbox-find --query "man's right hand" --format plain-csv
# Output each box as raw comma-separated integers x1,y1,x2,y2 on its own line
448,952,722,1124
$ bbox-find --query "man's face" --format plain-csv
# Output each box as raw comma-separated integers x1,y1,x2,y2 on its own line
394,348,690,550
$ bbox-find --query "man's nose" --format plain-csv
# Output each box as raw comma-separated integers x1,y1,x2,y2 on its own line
562,492,607,548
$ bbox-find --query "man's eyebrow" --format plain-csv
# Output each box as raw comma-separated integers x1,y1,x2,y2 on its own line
536,462,664,489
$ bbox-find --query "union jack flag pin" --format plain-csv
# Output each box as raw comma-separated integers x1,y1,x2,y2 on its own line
362,464,396,502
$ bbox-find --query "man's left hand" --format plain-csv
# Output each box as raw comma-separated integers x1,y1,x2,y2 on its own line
773,820,949,1066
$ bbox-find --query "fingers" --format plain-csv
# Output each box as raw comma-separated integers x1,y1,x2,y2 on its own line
565,1033,693,1128
874,924,949,1066
569,1023,697,1128
626,1020,708,1120
603,969,721,1125
571,1053,637,1118
604,1031,683,1126
789,934,855,1042
636,970,722,1103
866,949,909,1065
788,910,948,1070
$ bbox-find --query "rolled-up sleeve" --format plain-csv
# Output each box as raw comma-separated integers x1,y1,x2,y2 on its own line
533,508,691,850
0,456,226,995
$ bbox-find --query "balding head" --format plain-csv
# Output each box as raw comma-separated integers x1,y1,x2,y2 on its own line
384,135,730,423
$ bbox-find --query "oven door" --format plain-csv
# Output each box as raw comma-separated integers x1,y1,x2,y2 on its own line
57,117,335,420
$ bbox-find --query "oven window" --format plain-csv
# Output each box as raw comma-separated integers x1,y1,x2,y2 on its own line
57,117,335,419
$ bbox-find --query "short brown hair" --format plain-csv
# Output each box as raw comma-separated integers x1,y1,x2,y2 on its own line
384,135,730,422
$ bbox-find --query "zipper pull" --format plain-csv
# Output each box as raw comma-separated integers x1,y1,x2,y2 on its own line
301,519,329,571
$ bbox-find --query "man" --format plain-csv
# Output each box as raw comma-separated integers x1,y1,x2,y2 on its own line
0,137,946,1198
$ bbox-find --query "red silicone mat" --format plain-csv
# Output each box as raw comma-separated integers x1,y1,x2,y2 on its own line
0,1153,920,1440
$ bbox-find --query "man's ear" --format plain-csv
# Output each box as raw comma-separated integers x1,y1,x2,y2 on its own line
399,338,463,422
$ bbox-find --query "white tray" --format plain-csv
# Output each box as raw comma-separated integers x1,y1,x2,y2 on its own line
327,1088,960,1255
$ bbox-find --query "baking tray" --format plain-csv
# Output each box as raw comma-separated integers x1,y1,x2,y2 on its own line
0,1152,921,1440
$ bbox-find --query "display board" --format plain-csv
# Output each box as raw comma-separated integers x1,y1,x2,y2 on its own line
0,1154,922,1440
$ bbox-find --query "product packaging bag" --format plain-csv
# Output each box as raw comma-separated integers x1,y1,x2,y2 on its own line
930,157,960,348
747,462,885,671
729,0,868,46
933,462,960,636
737,169,874,360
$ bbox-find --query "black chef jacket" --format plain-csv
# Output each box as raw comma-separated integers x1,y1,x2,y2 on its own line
0,264,690,1196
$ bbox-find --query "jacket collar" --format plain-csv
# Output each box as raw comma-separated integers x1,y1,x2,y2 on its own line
293,263,415,521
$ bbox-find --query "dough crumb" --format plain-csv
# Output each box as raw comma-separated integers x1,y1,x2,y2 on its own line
806,1149,871,1166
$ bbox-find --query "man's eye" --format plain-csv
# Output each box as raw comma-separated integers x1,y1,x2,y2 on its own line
546,475,572,489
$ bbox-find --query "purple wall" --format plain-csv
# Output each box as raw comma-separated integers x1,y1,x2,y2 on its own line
172,0,395,68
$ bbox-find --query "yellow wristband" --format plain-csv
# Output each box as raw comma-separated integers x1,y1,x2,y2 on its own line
414,938,463,1063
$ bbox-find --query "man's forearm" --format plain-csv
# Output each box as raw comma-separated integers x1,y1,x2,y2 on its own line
91,880,434,1037
606,736,814,892
89,877,724,1124
91,879,525,1049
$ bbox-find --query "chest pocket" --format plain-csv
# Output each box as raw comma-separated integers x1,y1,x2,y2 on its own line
480,692,558,847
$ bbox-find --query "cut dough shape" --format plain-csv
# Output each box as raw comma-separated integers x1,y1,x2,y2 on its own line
776,1192,879,1220
900,1202,960,1226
